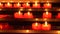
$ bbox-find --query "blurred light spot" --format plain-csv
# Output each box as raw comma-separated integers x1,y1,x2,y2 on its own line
35,18,39,21
43,18,47,21
20,8,23,11
28,8,32,11
45,9,48,11
26,30,29,33
57,31,60,34
0,9,2,10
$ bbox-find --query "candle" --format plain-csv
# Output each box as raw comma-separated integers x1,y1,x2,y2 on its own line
22,2,30,8
14,11,23,18
5,2,12,8
56,13,60,18
24,12,33,18
0,15,8,18
3,23,11,30
42,21,51,30
32,22,41,30
43,3,52,8
0,3,3,8
43,12,52,18
32,2,40,8
14,3,21,8
0,24,3,30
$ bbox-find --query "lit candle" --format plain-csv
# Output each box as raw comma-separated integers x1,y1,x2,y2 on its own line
56,13,60,18
43,12,52,18
5,2,12,8
24,12,33,18
14,3,21,8
14,11,23,18
32,2,40,8
0,3,3,8
42,21,51,30
43,3,52,8
22,2,30,8
32,22,41,30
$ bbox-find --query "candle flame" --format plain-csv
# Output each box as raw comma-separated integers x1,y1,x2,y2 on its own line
35,2,37,6
47,3,50,6
44,21,48,26
7,2,10,6
17,3,20,6
46,11,48,15
0,3,1,5
35,22,39,26
27,12,30,15
26,2,29,6
18,11,21,14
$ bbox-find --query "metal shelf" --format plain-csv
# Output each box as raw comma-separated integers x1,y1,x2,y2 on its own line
0,18,60,22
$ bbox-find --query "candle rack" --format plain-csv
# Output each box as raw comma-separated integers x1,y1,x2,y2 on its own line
0,0,60,34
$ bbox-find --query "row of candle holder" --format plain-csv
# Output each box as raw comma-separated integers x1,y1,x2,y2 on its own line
0,2,52,8
0,23,13,30
14,11,60,19
0,21,51,30
32,21,51,30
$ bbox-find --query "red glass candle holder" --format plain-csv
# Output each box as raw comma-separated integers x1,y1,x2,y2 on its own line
43,12,52,18
43,3,52,8
56,13,60,18
22,3,30,8
42,21,51,30
32,22,41,30
32,3,40,8
24,12,33,18
14,3,21,8
5,2,12,8
14,11,24,18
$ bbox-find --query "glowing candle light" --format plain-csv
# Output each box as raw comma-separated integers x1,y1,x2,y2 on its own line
0,3,3,8
0,24,2,30
32,22,41,30
5,2,12,8
42,21,51,30
24,12,33,18
14,11,23,18
43,3,52,8
56,13,60,18
32,2,40,8
43,11,52,18
22,2,30,8
14,3,21,8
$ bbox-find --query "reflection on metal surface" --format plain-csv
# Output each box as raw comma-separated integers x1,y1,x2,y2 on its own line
28,8,32,11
